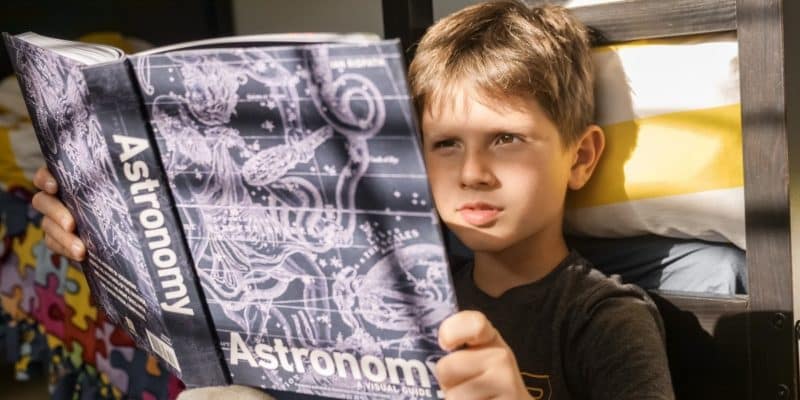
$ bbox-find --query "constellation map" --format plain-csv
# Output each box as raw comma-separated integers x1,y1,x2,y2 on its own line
134,41,456,398
7,35,170,356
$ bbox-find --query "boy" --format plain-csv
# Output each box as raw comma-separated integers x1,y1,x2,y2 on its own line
32,1,674,398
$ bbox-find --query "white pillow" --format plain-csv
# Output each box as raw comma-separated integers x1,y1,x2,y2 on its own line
565,32,745,249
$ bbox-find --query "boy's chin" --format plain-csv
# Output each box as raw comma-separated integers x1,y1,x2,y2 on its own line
449,228,514,253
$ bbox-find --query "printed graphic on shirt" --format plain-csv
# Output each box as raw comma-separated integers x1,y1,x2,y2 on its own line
521,372,552,400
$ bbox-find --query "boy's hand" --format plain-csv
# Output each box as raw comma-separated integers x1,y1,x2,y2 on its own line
435,311,533,400
31,166,86,261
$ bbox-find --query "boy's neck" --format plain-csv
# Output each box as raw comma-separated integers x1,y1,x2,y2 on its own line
472,226,569,298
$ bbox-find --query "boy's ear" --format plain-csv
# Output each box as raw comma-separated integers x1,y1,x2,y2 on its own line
568,124,605,190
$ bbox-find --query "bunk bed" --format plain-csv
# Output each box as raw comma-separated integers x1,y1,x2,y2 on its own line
382,0,800,399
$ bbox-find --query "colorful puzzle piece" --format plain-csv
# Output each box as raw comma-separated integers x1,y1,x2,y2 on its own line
2,211,180,399
46,333,64,353
64,306,101,365
96,343,134,394
0,286,25,320
0,224,9,260
1,253,38,315
32,274,66,339
112,349,170,400
64,263,98,330
146,355,162,376
11,223,43,277
33,240,69,291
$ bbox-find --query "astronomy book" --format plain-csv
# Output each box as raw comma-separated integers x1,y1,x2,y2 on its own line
4,31,458,399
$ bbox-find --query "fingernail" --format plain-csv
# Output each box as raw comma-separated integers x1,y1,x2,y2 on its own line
45,178,57,192
72,241,84,257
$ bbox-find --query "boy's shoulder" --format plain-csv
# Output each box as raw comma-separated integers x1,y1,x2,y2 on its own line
452,250,667,356
451,250,654,310
558,251,657,312
556,251,665,338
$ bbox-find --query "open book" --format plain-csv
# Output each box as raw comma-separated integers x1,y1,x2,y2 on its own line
4,31,457,399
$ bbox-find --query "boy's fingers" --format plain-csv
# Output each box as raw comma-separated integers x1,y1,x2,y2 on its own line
435,346,498,388
33,166,58,193
441,373,496,400
41,216,85,261
32,192,75,231
44,233,71,260
41,216,71,249
438,310,499,351
436,346,524,400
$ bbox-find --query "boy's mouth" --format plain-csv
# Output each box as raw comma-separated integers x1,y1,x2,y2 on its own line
457,202,502,226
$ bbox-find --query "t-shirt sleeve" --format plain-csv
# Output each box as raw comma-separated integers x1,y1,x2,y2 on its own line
566,291,675,400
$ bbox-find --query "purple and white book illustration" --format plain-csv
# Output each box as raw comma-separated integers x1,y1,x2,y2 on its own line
132,41,458,399
4,35,170,355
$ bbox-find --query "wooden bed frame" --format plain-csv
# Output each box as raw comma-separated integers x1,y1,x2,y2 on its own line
382,1,800,398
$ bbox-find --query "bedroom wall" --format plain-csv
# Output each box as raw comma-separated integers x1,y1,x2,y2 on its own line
232,0,384,36
231,0,624,38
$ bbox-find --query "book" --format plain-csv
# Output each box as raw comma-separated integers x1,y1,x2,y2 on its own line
4,31,458,399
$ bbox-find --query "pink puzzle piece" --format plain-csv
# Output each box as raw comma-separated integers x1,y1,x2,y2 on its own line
32,274,67,338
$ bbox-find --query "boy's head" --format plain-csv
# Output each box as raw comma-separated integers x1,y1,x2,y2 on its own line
409,1,604,254
408,0,595,146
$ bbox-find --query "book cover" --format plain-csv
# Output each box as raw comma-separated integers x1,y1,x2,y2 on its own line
82,59,229,386
130,41,457,399
4,32,229,386
5,31,458,399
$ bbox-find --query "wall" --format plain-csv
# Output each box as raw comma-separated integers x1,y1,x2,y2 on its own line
233,0,384,36
232,0,624,37
434,0,624,19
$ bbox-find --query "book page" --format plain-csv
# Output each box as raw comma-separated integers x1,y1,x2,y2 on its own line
135,32,380,56
15,32,124,65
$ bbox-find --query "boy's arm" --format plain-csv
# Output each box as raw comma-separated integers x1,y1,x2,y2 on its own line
435,311,534,400
570,295,675,400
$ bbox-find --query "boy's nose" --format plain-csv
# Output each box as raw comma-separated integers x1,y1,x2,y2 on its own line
459,150,498,189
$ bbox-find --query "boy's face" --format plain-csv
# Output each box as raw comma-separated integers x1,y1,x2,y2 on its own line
422,88,578,253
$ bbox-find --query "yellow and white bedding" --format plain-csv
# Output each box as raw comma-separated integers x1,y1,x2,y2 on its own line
565,32,745,249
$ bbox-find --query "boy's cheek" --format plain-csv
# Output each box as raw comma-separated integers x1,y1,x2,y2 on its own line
426,176,452,212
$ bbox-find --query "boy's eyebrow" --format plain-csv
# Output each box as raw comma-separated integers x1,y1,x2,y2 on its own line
420,130,453,139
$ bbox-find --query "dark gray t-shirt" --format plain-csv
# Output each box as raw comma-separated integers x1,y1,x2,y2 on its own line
453,250,675,400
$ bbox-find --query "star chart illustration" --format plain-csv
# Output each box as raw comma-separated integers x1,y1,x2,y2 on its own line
8,36,170,353
134,42,457,398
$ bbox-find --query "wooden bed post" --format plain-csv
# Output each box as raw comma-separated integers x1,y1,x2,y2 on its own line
738,0,800,397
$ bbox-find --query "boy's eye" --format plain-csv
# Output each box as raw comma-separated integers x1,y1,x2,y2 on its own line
432,139,457,149
494,133,521,145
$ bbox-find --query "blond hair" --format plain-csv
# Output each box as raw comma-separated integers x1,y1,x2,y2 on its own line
408,0,594,145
